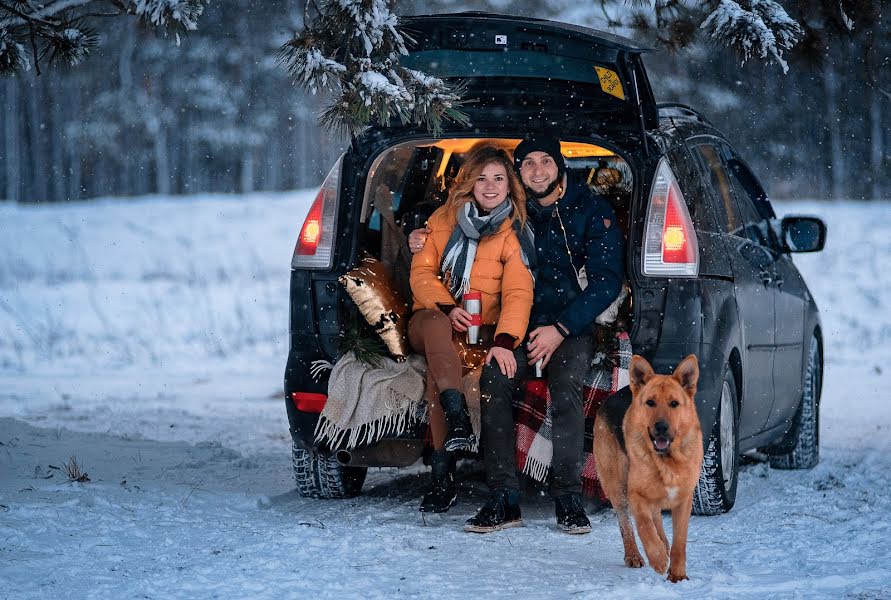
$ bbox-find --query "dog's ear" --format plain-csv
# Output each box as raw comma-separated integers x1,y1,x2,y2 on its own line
629,355,655,393
673,354,699,395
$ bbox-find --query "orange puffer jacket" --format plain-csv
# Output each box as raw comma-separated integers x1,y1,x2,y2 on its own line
410,203,533,348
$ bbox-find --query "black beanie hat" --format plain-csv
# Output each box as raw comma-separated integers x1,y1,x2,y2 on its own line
513,135,565,175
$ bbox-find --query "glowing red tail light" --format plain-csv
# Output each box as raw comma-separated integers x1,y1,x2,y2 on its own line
642,158,699,277
292,156,342,270
296,190,324,256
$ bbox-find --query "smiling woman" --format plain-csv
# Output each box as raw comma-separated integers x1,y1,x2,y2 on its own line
404,145,535,514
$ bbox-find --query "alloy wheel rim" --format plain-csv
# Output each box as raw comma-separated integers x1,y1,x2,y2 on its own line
719,379,735,487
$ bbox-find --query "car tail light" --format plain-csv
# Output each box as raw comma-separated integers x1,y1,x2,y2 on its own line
290,392,327,413
642,158,699,277
292,156,342,269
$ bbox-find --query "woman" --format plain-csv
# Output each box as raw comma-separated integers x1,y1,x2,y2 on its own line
409,145,535,513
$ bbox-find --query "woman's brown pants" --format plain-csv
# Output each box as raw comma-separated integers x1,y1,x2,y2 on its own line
407,309,462,450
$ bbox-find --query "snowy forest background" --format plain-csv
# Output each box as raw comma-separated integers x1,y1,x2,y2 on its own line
1,0,889,203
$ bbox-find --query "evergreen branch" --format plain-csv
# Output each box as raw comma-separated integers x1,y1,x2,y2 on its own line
27,18,39,74
338,313,386,368
0,26,29,73
39,23,97,67
0,0,207,74
0,1,58,27
279,0,469,136
701,0,802,72
2,0,93,26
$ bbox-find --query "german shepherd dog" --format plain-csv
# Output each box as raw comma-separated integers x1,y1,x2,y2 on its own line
593,355,703,582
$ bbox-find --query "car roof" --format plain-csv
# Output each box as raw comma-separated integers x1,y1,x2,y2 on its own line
401,12,653,54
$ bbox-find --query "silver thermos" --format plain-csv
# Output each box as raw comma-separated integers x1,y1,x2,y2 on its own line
463,291,482,345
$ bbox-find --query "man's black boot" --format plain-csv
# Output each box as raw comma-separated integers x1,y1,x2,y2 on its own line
555,492,592,534
419,450,457,513
464,488,523,533
439,389,475,452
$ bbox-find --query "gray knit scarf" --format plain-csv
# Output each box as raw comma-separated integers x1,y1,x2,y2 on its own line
440,198,536,299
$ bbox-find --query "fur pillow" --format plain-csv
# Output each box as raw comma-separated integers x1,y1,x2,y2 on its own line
339,258,410,361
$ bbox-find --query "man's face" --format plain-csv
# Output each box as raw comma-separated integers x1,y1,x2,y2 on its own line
519,151,560,197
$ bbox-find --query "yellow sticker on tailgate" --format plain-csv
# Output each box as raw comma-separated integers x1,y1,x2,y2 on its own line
595,66,625,100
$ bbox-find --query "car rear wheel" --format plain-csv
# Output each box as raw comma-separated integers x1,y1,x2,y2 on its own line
292,443,367,499
770,336,821,470
693,365,739,516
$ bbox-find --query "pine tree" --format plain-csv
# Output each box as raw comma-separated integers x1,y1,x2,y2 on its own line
276,0,469,137
0,0,208,75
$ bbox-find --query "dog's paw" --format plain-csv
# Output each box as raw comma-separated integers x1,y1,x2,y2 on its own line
649,552,668,575
667,570,689,583
624,554,645,568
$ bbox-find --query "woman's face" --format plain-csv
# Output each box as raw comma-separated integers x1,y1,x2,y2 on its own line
473,161,509,211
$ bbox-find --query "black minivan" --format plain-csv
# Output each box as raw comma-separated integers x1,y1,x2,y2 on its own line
283,13,827,515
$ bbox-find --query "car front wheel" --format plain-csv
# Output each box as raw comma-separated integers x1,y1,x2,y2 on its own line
693,365,740,516
770,335,821,470
292,443,367,499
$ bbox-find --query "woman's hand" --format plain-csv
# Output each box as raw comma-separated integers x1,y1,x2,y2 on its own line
486,346,517,378
448,306,473,332
526,325,566,369
408,227,431,254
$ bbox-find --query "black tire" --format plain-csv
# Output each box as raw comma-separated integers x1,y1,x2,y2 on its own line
770,336,821,470
291,443,367,499
693,365,739,516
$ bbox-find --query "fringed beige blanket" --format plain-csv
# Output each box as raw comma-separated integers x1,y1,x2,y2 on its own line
315,352,427,450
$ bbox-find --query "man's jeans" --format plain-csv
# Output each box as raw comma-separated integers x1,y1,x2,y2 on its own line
479,335,594,495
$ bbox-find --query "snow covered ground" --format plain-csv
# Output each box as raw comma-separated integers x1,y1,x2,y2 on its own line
2,193,890,599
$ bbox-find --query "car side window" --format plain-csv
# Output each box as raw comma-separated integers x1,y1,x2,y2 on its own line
689,142,744,236
725,159,777,250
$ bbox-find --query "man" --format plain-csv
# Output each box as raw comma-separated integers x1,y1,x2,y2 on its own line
409,135,625,534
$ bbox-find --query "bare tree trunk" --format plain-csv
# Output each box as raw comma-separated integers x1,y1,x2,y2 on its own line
4,78,19,201
240,149,254,194
152,117,171,196
823,58,844,200
50,84,64,201
26,73,47,203
268,134,281,190
870,87,883,200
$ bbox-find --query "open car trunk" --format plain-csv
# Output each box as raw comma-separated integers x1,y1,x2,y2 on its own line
354,136,635,315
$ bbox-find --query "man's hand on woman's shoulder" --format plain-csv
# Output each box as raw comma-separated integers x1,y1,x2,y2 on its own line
409,227,431,254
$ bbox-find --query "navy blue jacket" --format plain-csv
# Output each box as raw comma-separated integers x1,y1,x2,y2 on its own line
527,172,625,336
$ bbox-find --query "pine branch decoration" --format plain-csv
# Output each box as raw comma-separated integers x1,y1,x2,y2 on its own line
277,0,469,137
338,314,387,368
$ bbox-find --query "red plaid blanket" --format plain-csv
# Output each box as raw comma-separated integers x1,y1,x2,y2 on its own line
513,331,632,499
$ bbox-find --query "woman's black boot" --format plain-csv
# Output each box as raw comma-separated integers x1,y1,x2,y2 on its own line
419,450,457,513
439,389,475,452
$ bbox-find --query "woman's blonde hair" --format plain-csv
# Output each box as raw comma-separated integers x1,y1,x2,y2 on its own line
445,145,527,226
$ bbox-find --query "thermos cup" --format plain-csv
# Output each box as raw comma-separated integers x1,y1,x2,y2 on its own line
534,358,544,378
463,291,482,345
